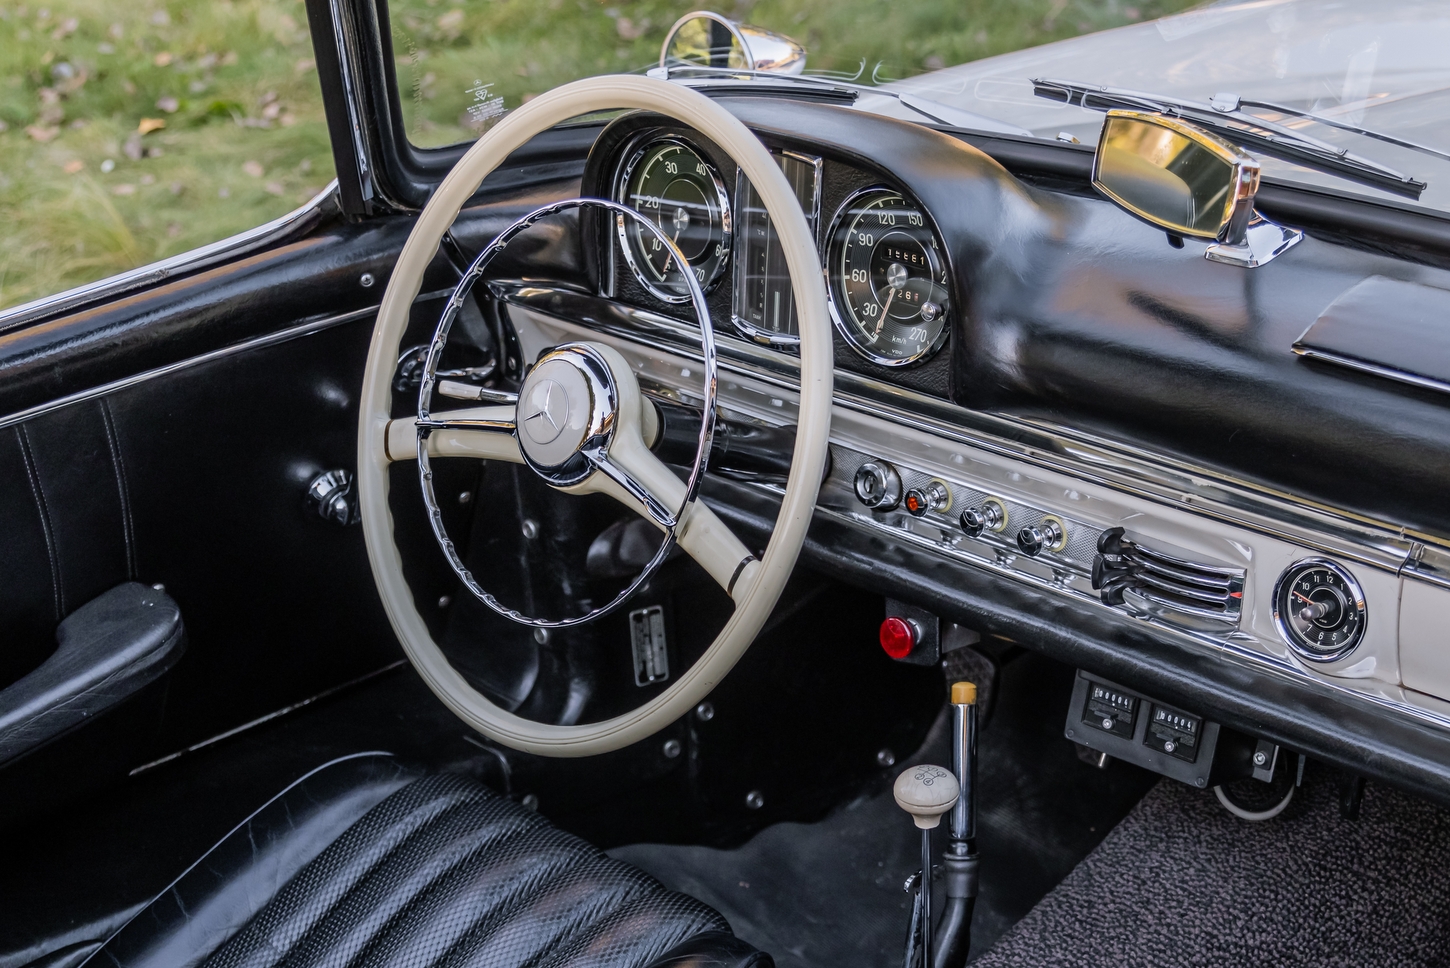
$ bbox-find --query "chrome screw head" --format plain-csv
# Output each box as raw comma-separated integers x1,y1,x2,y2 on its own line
662,739,682,758
876,748,896,767
695,702,715,722
521,519,539,539
744,790,765,810
1254,751,1268,766
360,272,376,288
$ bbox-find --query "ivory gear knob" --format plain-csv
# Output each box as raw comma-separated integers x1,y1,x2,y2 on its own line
893,764,961,829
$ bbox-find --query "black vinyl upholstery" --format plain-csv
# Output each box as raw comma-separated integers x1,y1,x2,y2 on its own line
90,753,769,968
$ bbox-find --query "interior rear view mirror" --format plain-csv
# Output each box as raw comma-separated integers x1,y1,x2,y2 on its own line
1093,110,1260,245
660,10,807,75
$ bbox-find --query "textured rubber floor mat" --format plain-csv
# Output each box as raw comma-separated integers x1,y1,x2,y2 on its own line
973,769,1450,968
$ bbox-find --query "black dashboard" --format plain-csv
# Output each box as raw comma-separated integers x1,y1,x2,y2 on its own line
486,94,1450,806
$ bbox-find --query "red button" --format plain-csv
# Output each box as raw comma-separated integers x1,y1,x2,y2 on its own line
879,616,917,659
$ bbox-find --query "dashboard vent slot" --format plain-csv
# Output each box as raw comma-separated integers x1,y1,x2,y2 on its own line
1092,528,1244,629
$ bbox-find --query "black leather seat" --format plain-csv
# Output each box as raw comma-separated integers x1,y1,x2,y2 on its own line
88,753,769,968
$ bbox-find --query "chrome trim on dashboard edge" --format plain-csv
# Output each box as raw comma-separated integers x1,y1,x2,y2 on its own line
511,284,1450,739
496,283,1431,571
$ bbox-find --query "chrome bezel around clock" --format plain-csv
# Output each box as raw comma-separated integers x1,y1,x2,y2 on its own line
613,134,733,305
825,185,952,368
1271,557,1369,664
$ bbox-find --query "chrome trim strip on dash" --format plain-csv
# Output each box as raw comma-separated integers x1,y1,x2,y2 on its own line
495,283,1424,571
1293,344,1450,399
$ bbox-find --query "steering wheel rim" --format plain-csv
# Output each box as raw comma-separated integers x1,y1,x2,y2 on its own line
358,74,833,757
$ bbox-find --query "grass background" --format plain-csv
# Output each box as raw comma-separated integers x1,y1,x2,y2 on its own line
0,0,1199,310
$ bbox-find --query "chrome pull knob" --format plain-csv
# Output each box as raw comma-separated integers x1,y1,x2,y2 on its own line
854,460,903,510
959,500,1005,537
904,480,950,518
1016,517,1065,557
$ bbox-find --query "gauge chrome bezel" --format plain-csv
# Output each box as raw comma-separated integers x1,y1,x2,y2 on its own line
613,133,733,305
728,149,823,348
825,185,952,368
1271,556,1368,664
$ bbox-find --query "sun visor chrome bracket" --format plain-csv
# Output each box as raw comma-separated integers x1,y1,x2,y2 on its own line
1205,214,1303,268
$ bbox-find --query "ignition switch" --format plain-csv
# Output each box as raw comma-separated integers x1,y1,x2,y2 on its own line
854,460,904,510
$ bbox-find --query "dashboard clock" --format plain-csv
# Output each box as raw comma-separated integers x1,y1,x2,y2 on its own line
615,137,731,303
1272,558,1368,662
827,187,951,366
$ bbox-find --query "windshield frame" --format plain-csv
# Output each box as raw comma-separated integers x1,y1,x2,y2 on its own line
325,0,1450,261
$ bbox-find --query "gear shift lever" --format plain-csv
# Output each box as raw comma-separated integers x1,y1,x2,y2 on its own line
894,764,959,968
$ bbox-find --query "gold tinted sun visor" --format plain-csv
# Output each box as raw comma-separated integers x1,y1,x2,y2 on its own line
1093,110,1260,245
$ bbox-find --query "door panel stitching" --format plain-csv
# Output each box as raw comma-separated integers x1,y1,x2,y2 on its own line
100,398,138,581
15,425,63,621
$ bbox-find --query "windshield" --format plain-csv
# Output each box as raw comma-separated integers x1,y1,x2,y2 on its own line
389,0,1450,217
877,0,1450,214
385,0,1199,148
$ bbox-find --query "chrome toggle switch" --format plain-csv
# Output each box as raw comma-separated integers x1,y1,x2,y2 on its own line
854,460,904,511
1016,517,1066,557
959,499,1006,537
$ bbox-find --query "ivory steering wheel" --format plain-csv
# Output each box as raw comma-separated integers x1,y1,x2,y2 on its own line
358,75,832,757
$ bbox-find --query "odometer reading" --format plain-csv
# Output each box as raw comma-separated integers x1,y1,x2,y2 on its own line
616,138,730,303
827,189,950,366
1272,559,1368,663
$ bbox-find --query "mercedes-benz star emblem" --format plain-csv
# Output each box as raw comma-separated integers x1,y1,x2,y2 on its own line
523,379,570,445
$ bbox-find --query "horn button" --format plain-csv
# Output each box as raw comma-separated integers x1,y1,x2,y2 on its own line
516,349,612,471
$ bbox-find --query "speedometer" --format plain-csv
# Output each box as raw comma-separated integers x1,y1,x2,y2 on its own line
616,137,731,303
827,188,950,366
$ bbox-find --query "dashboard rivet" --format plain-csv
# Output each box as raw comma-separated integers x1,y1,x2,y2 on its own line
695,701,715,722
662,739,682,759
877,748,897,767
438,595,451,609
458,490,473,505
533,627,549,644
745,790,765,810
521,519,539,539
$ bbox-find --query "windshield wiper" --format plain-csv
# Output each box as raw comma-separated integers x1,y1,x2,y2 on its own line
1032,78,1429,200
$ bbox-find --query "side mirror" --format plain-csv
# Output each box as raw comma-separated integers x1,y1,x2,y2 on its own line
660,10,807,75
1093,110,1259,245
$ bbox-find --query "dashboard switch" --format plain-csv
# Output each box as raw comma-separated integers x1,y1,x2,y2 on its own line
855,461,903,511
959,500,1006,536
1016,517,1066,556
904,480,950,518
879,616,918,659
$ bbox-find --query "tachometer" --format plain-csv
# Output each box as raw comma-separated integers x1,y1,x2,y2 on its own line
827,188,950,366
616,137,731,303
